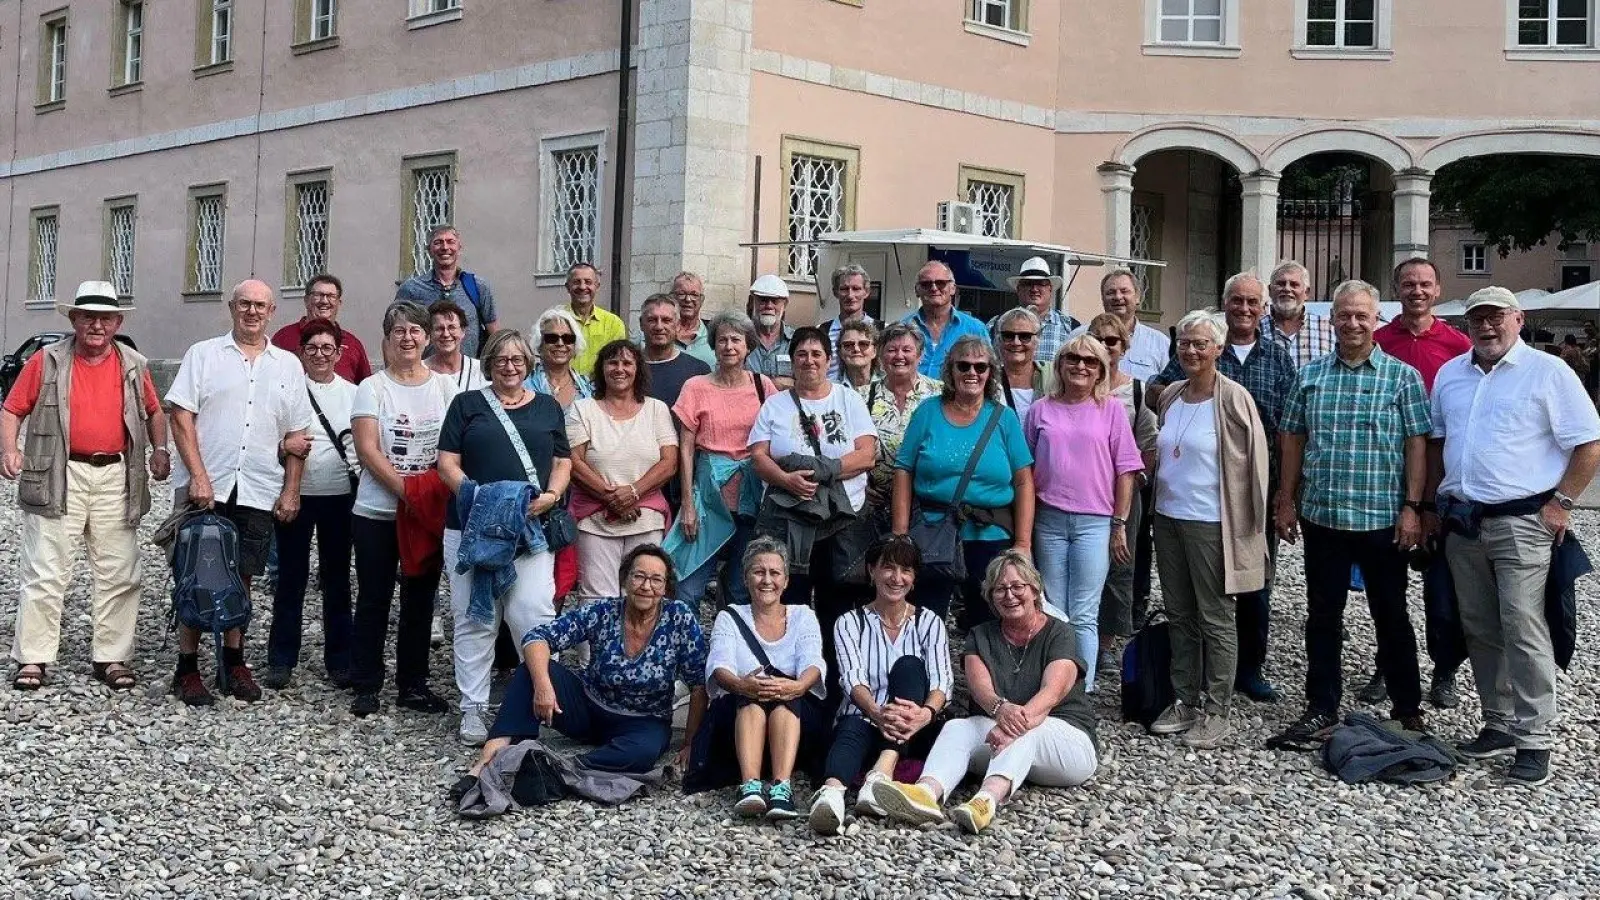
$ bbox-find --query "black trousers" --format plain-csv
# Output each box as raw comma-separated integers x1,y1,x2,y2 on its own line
1234,501,1277,682
780,532,872,706
267,492,355,672
911,539,1008,631
1132,483,1155,620
350,516,442,695
822,656,939,784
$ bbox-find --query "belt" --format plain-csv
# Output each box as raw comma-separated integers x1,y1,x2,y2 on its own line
1481,491,1553,518
68,452,124,467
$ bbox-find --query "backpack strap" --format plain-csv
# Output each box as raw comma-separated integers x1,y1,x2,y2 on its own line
1132,378,1145,420
754,372,767,405
460,272,487,351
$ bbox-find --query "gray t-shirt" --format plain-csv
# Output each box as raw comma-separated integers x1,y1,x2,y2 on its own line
395,271,499,359
968,616,1097,748
646,351,711,416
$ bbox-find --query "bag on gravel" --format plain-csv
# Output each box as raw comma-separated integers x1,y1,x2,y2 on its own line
169,512,252,692
1121,611,1174,730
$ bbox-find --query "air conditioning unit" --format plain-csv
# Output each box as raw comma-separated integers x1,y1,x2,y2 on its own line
936,200,981,235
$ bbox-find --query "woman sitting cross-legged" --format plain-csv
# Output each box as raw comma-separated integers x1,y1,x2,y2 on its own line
686,538,831,821
807,535,952,836
459,545,708,788
873,550,1099,834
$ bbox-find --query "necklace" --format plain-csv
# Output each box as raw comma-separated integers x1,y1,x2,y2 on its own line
1000,616,1042,674
875,603,912,632
1169,396,1206,459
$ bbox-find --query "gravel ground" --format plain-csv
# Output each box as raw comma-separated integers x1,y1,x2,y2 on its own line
2,482,1599,899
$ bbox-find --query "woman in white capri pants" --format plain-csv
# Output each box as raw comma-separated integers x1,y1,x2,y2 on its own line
873,549,1098,834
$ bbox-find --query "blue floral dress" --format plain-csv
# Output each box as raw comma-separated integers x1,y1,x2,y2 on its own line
525,597,708,719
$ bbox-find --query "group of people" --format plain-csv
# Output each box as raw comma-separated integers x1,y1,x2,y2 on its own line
5,227,1593,840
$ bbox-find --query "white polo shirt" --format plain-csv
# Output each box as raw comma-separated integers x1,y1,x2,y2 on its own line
166,333,315,512
1431,339,1600,504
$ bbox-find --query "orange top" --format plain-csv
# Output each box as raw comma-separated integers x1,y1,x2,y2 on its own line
3,350,160,454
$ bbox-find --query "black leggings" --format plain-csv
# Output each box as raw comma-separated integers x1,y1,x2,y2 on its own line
349,516,442,695
822,656,939,784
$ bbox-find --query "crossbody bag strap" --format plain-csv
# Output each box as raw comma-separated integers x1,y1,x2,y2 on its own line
726,606,778,672
789,387,825,458
306,386,353,466
950,403,1005,509
479,386,542,493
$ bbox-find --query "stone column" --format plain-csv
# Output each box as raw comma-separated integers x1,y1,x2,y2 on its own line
1097,162,1136,257
1239,171,1281,277
1391,167,1433,273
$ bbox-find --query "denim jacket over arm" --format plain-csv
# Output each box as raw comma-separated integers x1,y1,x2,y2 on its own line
455,478,546,625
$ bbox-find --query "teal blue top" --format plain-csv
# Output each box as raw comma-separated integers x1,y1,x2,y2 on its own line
895,397,1032,540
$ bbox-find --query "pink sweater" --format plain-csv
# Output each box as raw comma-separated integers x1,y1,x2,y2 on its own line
1024,395,1144,516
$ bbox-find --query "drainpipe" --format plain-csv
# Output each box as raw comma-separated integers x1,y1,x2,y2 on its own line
608,0,634,316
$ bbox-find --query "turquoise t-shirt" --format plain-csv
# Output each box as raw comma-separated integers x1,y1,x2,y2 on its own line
895,397,1032,541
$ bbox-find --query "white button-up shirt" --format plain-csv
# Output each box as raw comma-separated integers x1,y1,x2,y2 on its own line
1431,339,1600,504
166,334,315,512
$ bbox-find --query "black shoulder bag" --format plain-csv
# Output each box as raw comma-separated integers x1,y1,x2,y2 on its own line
908,403,1004,580
306,386,359,493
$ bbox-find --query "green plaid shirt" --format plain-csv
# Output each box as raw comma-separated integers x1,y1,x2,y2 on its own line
1280,345,1430,531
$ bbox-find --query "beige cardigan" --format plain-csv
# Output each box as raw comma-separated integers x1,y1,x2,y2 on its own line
1152,373,1269,595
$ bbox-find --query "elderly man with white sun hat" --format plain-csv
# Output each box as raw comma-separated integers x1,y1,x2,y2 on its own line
989,256,1080,367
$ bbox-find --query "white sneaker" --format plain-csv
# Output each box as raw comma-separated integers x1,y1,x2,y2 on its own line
431,614,446,649
854,770,888,817
808,785,845,835
458,704,488,746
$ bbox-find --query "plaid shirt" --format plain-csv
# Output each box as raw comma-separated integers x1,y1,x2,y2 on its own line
1280,346,1430,532
1261,311,1336,369
988,309,1079,366
1150,334,1297,487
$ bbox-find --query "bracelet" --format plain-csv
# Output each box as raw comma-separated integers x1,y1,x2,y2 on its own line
989,697,1006,718
1110,516,1127,528
921,703,939,718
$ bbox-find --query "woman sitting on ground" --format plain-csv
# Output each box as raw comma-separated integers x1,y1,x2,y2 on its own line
874,550,1099,834
807,535,952,836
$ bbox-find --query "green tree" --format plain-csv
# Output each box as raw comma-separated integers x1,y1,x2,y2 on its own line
1431,155,1600,257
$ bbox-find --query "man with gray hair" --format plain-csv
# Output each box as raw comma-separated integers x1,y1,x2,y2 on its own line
1076,268,1170,381
989,256,1079,367
1261,260,1335,370
818,264,876,381
1269,279,1431,750
669,271,716,367
395,225,500,359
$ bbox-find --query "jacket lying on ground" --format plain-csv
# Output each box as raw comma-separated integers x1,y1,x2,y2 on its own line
457,739,666,818
1320,711,1459,785
454,478,545,625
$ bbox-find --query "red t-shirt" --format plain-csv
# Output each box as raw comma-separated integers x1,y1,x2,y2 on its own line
271,319,373,384
1374,317,1472,393
3,350,161,454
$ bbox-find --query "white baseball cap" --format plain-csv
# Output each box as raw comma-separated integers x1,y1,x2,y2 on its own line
749,274,789,299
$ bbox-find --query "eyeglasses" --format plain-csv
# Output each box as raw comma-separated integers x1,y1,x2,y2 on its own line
307,291,340,302
1060,353,1100,369
839,340,874,352
991,582,1033,597
491,356,528,369
1000,331,1037,343
916,279,953,291
1467,309,1511,327
302,344,339,356
542,332,578,346
954,360,990,375
671,290,703,301
1094,335,1124,347
1176,339,1214,351
629,571,667,589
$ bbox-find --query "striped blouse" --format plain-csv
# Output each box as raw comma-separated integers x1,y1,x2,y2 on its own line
832,604,953,720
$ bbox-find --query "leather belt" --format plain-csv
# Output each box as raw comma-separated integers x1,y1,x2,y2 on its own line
68,452,123,466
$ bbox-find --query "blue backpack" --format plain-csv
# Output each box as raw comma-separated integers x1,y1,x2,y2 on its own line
169,512,252,692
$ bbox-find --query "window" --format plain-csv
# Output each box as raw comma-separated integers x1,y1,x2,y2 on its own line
408,0,463,27
539,133,605,276
29,208,61,307
400,154,455,278
114,1,143,87
1131,193,1165,317
959,166,1025,239
38,13,68,107
187,186,228,295
197,0,233,68
312,0,336,39
295,0,338,44
285,174,331,289
781,138,859,279
1461,243,1488,275
1305,0,1374,47
105,198,138,300
1516,0,1594,47
967,0,1026,32
1145,0,1240,54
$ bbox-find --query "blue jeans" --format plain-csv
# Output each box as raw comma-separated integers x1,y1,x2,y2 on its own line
1034,504,1113,692
490,661,672,773
675,515,755,609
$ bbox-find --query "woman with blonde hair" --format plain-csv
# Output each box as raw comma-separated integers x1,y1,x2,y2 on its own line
1022,333,1142,693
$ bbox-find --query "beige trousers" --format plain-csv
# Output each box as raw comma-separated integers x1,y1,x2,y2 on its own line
12,461,143,665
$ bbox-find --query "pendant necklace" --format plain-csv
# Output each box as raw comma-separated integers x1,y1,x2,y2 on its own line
1170,397,1204,460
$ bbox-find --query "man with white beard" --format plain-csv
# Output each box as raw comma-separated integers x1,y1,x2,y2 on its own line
745,274,795,390
1260,260,1336,369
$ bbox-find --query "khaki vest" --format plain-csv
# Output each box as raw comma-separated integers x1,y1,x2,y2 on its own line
18,339,153,525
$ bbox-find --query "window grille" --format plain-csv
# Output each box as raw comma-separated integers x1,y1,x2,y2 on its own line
110,206,137,298
548,147,600,274
786,154,846,278
194,195,226,293
966,180,1016,238
292,181,330,287
33,215,59,304
408,166,453,275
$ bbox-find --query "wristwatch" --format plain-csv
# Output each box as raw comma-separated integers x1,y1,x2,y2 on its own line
1554,491,1575,511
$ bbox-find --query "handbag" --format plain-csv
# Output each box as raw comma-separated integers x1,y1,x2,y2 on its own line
908,403,1004,580
306,386,359,493
480,387,578,553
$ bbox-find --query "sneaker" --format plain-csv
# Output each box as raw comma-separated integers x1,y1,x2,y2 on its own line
1457,727,1517,760
765,781,800,821
458,704,489,746
733,779,767,818
854,770,888,817
431,614,446,649
173,671,215,707
1357,672,1388,704
1149,701,1199,735
808,785,846,835
261,666,292,691
950,794,995,834
1096,647,1119,676
351,692,380,717
1182,711,1232,749
1428,672,1461,710
873,780,946,826
1506,749,1552,787
397,686,450,714
1235,673,1282,703
225,665,263,702
1266,710,1338,752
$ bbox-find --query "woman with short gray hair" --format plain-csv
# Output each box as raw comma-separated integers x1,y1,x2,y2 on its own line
526,307,592,409
995,306,1048,423
860,321,941,510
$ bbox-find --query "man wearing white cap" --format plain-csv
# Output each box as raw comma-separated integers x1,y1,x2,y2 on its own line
1427,285,1600,786
2,281,169,692
990,256,1079,366
746,274,795,389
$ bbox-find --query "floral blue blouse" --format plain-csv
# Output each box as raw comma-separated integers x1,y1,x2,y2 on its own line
525,597,708,719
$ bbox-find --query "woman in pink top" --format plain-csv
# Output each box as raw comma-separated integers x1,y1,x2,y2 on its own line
1023,334,1143,692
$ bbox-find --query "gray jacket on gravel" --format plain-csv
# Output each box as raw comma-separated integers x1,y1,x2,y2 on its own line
1320,712,1459,785
457,740,667,818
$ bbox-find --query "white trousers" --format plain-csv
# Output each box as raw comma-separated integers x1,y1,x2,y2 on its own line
12,461,143,665
575,529,665,602
443,528,557,706
920,715,1098,800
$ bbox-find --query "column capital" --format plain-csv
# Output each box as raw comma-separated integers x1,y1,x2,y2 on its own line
1097,161,1136,192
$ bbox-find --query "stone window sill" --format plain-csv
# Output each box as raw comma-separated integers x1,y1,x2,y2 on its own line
1141,42,1242,58
292,36,341,56
34,99,65,114
963,20,1031,47
194,60,235,79
1504,47,1600,61
182,291,224,303
109,81,144,97
1290,47,1393,60
407,8,463,30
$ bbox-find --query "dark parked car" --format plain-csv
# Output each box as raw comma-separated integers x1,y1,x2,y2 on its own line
0,332,139,400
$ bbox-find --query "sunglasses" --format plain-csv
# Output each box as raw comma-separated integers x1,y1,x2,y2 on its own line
1000,331,1037,343
542,332,578,346
1060,353,1100,368
916,279,953,291
954,360,991,375
1094,334,1124,347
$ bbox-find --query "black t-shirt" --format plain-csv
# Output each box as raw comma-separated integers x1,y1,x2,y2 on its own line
646,352,711,416
439,389,570,530
968,616,1097,748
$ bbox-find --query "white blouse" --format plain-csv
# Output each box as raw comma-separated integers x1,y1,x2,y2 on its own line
705,605,827,701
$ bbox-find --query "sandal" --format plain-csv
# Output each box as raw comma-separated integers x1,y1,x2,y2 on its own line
12,663,45,691
93,661,137,691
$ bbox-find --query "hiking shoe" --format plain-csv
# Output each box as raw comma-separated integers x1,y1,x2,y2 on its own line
351,692,380,717
951,794,995,834
1183,711,1232,750
1097,647,1119,676
1357,672,1388,704
261,666,292,690
765,781,800,821
431,614,446,649
225,666,263,702
1458,727,1517,760
1267,710,1338,751
1149,701,1199,735
873,781,946,825
808,785,845,835
733,779,767,818
1507,749,1552,787
397,686,450,714
1428,672,1461,709
458,704,489,746
1235,673,1282,703
173,671,215,707
854,770,888,817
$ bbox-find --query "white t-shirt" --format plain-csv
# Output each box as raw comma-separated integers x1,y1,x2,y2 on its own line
430,360,489,393
749,382,876,512
302,375,359,497
1008,387,1037,425
1230,342,1254,363
1155,397,1221,523
566,397,678,537
350,370,458,520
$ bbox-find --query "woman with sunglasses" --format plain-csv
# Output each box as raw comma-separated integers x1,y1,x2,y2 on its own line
892,335,1034,628
994,307,1049,424
526,308,593,410
834,318,880,390
1086,313,1159,675
1023,334,1142,693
